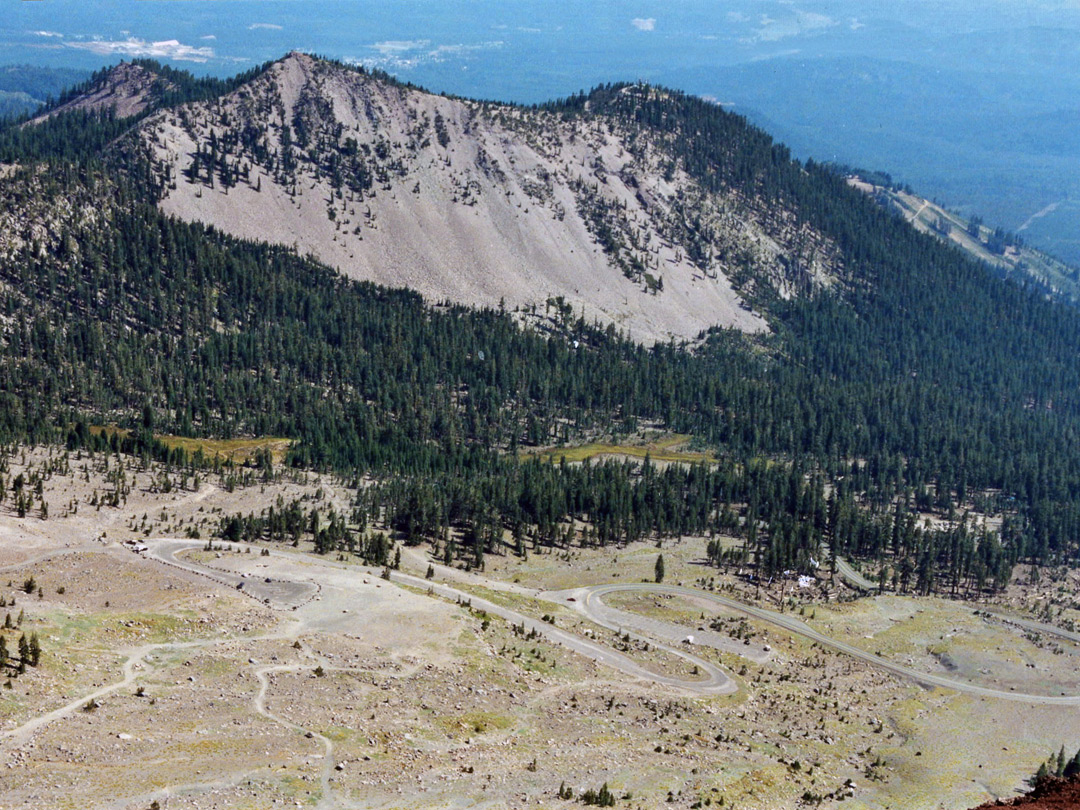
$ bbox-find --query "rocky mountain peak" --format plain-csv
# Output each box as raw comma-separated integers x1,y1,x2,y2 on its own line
132,53,839,342
32,61,171,124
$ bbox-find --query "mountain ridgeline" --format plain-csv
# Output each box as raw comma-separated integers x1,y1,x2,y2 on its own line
129,52,806,341
0,54,1078,592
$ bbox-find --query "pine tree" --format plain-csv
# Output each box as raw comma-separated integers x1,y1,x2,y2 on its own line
1065,748,1080,779
1035,761,1049,784
597,783,615,806
654,553,665,584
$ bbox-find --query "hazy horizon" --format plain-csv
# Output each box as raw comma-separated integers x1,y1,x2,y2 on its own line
6,0,1080,261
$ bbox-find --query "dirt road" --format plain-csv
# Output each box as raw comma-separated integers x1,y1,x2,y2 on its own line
145,539,1080,706
563,583,1080,705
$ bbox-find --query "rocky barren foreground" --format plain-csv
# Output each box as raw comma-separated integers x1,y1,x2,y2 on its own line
0,446,1077,810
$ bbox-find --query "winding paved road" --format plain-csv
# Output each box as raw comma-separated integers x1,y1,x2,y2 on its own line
560,583,1080,705
834,556,877,591
831,555,1080,646
8,534,1079,810
389,570,736,695
985,613,1080,646
143,539,1080,706
143,537,319,608
146,539,737,695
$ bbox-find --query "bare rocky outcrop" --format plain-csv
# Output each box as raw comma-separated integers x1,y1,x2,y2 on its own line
31,62,171,123
128,52,839,343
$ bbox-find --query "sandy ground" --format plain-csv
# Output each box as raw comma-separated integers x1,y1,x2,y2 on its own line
0,446,1078,809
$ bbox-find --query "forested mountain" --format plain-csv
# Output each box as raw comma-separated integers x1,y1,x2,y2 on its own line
124,51,842,343
846,171,1080,305
1,54,1079,595
28,62,173,123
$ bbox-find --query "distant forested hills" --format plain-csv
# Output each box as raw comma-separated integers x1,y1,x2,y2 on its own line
0,64,89,120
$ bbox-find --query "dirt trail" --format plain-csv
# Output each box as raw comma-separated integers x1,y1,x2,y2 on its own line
27,534,1073,785
1018,200,1064,232
909,200,929,222
2,625,298,745
0,595,345,805
163,539,1080,705
253,663,336,808
834,555,1080,646
102,768,266,810
0,543,109,573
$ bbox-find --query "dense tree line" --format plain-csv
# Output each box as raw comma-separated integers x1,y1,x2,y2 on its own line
1034,746,1080,785
3,61,1080,593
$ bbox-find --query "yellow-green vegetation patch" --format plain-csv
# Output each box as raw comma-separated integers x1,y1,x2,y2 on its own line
173,736,234,757
485,537,709,591
441,581,554,616
106,611,195,643
0,688,28,718
808,595,970,649
34,606,203,650
604,590,709,624
0,611,128,701
197,654,242,678
40,609,99,641
157,434,294,464
90,425,293,464
523,434,716,465
887,693,942,742
323,725,355,742
278,772,323,801
807,595,1080,691
142,644,202,671
439,709,513,737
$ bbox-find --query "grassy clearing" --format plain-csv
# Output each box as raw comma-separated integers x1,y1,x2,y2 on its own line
522,434,716,465
440,710,513,737
484,535,713,593
90,426,293,464
605,591,709,625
